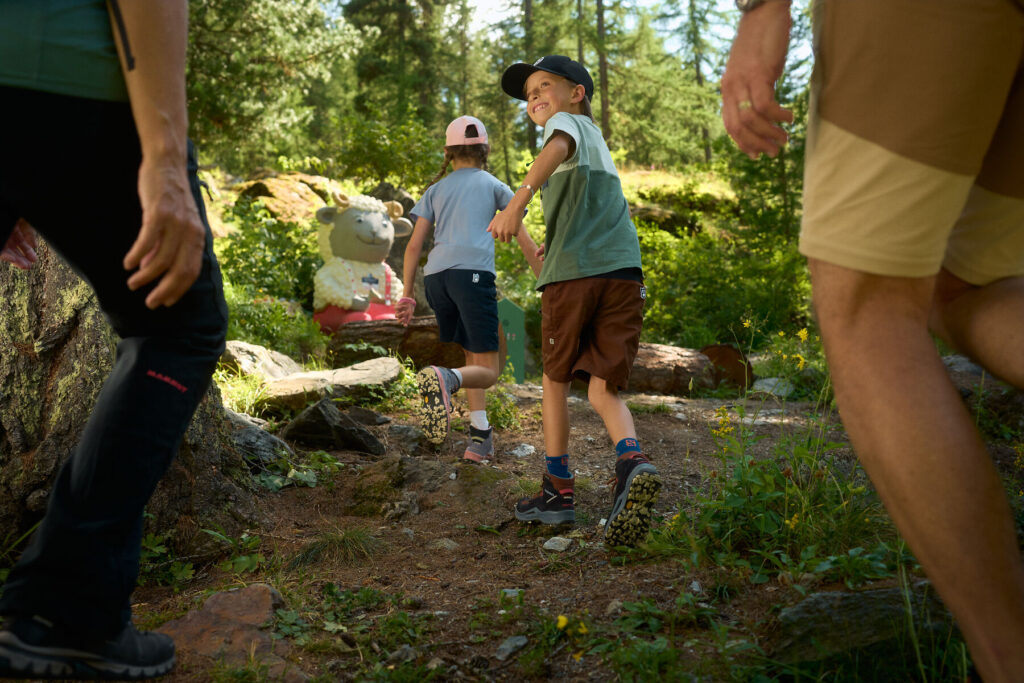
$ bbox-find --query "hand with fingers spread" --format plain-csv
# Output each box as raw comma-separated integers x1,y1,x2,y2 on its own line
395,296,415,326
722,0,795,159
1,219,39,271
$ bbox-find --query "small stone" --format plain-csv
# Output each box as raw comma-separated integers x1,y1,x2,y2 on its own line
509,443,536,458
402,528,414,540
427,657,445,670
386,644,418,665
449,471,457,480
500,588,524,599
543,537,572,552
690,580,702,594
752,377,796,398
495,635,529,661
604,599,623,616
430,538,459,551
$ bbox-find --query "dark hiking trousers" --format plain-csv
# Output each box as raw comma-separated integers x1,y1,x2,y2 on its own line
0,86,228,638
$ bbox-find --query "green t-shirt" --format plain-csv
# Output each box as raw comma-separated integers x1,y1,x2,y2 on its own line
535,112,642,290
0,0,128,102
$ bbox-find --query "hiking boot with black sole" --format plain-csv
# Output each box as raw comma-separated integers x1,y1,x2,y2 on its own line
515,473,575,524
417,366,459,445
604,453,661,547
462,426,494,464
0,615,175,680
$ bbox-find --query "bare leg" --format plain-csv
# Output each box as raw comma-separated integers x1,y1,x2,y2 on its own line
809,258,1024,683
542,374,571,458
930,268,1024,388
587,377,637,446
458,350,499,412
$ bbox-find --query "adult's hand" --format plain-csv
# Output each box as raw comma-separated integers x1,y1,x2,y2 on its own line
1,218,38,270
123,153,205,309
721,0,795,159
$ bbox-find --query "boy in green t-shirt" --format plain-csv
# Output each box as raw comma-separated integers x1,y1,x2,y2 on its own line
489,55,661,548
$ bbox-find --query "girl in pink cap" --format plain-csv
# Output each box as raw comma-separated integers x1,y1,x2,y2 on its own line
397,116,540,462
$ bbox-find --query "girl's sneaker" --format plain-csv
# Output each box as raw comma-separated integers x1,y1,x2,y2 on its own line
604,453,661,547
514,473,575,524
417,366,460,445
462,426,494,464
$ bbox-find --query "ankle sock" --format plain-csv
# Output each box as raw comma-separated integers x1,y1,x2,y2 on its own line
546,454,571,479
615,437,642,458
470,410,489,430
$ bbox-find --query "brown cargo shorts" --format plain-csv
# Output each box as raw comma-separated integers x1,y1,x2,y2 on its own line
541,277,645,391
800,0,1024,285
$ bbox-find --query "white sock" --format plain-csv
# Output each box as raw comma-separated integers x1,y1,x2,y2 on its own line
470,410,490,430
451,368,463,387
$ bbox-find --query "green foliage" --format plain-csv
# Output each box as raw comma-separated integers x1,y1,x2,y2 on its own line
138,532,195,590
273,608,313,646
288,527,383,569
221,283,327,366
201,527,266,575
253,449,345,493
637,221,810,349
486,364,522,430
187,0,363,173
320,114,441,191
219,200,321,310
0,522,38,596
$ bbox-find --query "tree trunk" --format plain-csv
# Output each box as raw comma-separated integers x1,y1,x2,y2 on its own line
523,0,537,155
596,0,610,140
576,0,584,65
689,0,712,163
0,240,259,559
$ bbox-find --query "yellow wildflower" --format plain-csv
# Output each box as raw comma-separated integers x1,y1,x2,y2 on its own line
778,331,785,337
797,328,809,342
742,319,752,329
795,354,806,370
785,513,799,530
577,622,588,635
573,651,584,662
557,615,568,630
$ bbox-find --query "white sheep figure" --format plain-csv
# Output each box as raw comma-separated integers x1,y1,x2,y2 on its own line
312,191,413,332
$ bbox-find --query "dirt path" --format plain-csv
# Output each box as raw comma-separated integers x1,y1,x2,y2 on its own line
133,386,953,682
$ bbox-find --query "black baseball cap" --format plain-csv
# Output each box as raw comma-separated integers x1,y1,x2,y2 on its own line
501,55,595,101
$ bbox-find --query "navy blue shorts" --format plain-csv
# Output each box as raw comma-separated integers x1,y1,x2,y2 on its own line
424,269,499,353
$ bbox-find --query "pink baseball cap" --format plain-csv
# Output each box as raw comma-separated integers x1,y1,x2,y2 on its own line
445,115,488,146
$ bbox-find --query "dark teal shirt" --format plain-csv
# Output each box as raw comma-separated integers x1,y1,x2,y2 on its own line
0,0,128,102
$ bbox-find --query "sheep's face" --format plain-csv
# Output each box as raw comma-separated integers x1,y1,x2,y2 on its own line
315,194,412,263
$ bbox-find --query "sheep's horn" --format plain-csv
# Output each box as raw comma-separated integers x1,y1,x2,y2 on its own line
332,191,351,209
385,201,404,220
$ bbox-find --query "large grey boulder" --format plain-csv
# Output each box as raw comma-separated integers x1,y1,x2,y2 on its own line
0,240,259,557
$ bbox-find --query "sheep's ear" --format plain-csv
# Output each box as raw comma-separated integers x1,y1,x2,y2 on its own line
316,206,338,224
333,191,351,209
385,201,404,220
393,217,413,238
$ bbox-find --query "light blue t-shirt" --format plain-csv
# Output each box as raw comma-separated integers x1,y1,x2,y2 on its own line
411,168,515,276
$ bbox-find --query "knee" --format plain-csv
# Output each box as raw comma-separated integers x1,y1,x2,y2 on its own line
587,378,617,408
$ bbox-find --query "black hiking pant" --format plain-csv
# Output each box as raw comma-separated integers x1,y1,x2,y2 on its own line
0,86,228,638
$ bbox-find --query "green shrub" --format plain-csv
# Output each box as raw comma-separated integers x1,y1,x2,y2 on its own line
217,198,320,310
223,281,328,364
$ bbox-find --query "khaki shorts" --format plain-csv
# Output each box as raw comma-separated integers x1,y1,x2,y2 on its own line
541,278,645,390
799,0,1024,285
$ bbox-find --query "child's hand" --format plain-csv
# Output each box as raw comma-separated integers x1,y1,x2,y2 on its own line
1,219,38,271
395,297,416,326
487,209,519,243
535,244,545,261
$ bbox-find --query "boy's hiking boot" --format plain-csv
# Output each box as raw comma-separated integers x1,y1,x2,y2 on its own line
417,366,460,445
604,453,661,548
515,473,575,524
462,426,494,464
0,615,175,680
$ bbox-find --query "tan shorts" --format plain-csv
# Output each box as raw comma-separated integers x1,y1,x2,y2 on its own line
799,0,1024,285
541,278,645,390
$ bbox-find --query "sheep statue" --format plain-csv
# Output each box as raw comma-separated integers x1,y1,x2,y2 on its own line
312,191,413,332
